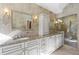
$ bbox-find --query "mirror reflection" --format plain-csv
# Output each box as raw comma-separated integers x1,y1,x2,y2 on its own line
12,10,32,31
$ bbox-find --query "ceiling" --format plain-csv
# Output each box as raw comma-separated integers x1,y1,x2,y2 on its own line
37,3,68,14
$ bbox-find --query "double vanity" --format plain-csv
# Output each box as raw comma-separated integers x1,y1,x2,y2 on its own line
0,32,64,55
0,9,64,55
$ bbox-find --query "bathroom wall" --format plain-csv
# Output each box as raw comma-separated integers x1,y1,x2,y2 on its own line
57,3,79,48
0,3,56,35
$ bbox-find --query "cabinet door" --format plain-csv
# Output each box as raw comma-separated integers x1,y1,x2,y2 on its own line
40,38,47,54
25,50,28,55
0,48,2,55
61,34,64,45
56,34,63,49
25,39,40,55
28,46,39,55
51,36,56,51
47,36,56,53
56,35,60,48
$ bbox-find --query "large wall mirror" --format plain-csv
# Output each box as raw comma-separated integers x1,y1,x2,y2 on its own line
12,10,32,31
60,14,77,39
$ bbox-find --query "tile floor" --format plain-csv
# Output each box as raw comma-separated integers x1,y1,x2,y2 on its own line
51,45,79,55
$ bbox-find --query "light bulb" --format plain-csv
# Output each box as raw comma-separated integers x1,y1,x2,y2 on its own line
33,15,38,20
58,19,62,22
55,21,58,23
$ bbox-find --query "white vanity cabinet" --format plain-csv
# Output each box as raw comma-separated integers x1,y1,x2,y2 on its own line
25,39,40,55
0,43,24,55
0,33,64,55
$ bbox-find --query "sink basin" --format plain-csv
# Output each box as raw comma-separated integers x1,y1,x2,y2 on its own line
14,37,29,40
0,33,12,45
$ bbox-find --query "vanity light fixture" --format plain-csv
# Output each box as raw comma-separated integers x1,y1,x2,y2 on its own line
3,8,10,16
54,19,63,24
58,19,63,23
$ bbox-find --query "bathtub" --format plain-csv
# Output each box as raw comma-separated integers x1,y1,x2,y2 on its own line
65,38,77,48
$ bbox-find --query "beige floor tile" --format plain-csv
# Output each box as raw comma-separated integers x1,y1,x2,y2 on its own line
51,45,79,55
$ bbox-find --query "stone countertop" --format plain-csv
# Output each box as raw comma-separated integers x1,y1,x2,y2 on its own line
0,32,64,48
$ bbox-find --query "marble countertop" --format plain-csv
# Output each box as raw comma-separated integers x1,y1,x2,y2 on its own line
0,32,63,48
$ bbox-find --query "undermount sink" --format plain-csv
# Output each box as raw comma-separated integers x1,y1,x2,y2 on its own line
14,37,29,40
8,30,29,40
0,33,12,45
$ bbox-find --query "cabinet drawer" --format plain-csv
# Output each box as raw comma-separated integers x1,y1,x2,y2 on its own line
3,50,24,55
2,43,23,53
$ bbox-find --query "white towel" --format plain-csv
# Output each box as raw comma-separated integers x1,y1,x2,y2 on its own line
0,33,12,45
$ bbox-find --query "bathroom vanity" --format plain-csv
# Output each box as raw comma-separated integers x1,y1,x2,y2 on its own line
0,32,64,55
0,9,64,55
